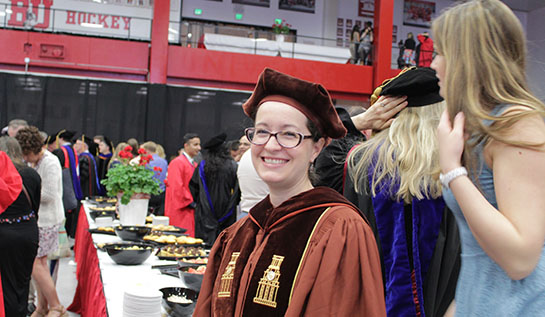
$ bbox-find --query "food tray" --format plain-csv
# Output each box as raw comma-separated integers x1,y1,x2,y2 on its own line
155,245,208,261
152,264,180,278
88,205,117,211
145,224,187,234
142,234,203,246
88,228,116,236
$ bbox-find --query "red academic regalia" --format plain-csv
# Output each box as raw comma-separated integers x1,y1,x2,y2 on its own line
165,154,197,237
194,187,386,316
417,34,434,67
0,152,22,212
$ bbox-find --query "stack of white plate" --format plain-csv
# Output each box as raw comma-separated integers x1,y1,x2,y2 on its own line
152,216,169,226
123,287,162,317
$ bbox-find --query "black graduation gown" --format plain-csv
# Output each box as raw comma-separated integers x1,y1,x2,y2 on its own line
0,167,40,317
189,159,240,245
96,154,112,183
344,174,460,317
79,153,101,199
313,107,366,194
52,148,66,168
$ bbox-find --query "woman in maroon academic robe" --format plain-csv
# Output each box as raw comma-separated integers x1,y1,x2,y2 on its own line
194,68,386,316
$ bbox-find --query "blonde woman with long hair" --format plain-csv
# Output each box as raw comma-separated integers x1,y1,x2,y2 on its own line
432,0,545,315
346,67,460,317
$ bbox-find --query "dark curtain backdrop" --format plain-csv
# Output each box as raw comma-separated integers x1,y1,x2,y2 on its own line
0,73,252,159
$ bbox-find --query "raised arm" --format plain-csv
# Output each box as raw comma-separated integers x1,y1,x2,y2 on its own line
437,109,545,280
351,95,407,131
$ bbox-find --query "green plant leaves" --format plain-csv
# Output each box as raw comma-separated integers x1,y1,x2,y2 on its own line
101,162,161,203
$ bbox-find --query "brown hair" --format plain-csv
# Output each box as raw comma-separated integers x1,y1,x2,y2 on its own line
126,138,139,157
15,126,43,155
0,136,25,168
141,141,157,154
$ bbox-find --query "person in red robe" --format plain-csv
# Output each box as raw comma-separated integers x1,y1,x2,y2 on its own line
194,68,386,316
417,32,434,67
0,151,22,211
165,133,201,237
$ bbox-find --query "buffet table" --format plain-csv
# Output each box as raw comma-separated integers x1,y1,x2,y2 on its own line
203,33,351,64
68,202,185,317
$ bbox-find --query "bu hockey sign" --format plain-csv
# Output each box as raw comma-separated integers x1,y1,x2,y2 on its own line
2,0,152,40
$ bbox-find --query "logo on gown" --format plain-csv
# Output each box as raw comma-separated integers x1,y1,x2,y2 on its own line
218,252,240,298
253,255,285,308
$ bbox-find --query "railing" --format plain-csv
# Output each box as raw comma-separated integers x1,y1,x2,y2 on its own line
176,22,350,49
170,22,353,64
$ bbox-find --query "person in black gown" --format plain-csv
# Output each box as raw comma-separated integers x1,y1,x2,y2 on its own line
0,137,40,317
189,133,240,245
73,134,102,198
93,135,114,185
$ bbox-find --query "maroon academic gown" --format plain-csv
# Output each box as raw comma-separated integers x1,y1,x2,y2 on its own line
165,154,197,237
194,187,386,316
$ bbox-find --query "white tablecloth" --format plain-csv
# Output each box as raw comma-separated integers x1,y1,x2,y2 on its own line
203,33,351,64
84,202,186,316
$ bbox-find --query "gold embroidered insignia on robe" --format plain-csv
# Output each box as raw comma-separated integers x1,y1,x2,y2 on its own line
218,252,240,298
253,255,285,308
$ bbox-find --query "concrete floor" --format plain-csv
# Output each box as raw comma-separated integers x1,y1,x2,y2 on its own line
56,256,79,317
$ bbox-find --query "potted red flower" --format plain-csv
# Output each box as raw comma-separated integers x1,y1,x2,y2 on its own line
272,19,291,42
101,146,161,225
272,19,291,34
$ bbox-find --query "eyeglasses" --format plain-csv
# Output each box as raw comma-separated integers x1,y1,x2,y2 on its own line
245,127,313,149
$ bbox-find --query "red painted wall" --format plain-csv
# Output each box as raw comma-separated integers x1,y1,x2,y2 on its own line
166,46,375,100
149,0,170,83
0,28,395,101
373,0,395,89
0,29,149,79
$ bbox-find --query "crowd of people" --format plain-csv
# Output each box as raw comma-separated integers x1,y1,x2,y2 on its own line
1,0,544,316
0,121,253,316
349,22,435,70
1,127,67,316
349,21,374,65
397,31,435,69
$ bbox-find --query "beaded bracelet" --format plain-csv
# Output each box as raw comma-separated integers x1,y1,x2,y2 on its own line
0,211,36,224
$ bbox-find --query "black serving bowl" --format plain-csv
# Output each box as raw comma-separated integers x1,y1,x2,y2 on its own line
89,209,116,221
159,287,199,317
103,242,154,265
177,264,206,292
114,226,152,242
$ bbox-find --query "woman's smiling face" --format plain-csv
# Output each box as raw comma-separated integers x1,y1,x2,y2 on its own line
251,101,323,192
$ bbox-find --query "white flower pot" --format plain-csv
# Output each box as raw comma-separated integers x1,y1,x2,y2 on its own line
118,198,149,226
276,34,285,42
